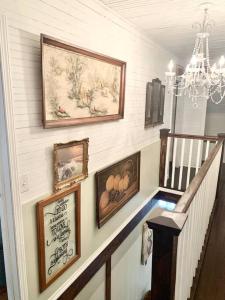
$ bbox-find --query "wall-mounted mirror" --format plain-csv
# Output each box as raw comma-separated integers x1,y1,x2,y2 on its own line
145,78,165,128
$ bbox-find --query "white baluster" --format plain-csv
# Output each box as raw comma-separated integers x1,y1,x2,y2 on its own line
186,139,193,189
164,137,171,187
171,138,178,189
195,140,202,175
178,139,186,190
205,140,210,160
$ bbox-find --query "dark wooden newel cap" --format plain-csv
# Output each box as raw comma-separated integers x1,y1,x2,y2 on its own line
160,128,170,138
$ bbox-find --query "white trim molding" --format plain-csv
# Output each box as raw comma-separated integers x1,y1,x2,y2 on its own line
0,15,28,300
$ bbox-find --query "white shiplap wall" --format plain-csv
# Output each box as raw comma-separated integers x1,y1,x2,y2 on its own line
0,0,175,204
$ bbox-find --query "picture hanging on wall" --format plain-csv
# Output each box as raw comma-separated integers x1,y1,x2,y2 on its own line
36,185,81,291
145,78,165,128
53,138,89,192
95,152,140,228
41,34,126,128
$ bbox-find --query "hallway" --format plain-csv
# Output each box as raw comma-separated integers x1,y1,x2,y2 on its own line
194,163,225,300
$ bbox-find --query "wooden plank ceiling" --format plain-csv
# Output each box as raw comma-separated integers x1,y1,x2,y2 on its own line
101,0,225,63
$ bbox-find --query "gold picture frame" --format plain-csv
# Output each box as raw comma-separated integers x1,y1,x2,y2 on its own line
54,138,88,191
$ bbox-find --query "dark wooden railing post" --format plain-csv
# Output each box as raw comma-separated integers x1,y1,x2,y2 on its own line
216,133,225,197
146,211,187,300
159,128,170,187
105,257,111,300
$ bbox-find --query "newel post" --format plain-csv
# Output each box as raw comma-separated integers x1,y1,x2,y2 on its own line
216,133,225,197
146,211,187,300
159,128,170,187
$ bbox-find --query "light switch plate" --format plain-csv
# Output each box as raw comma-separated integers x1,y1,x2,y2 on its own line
20,174,29,193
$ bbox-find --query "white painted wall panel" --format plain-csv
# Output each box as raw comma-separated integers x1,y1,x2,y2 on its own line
75,266,105,300
22,142,160,300
0,0,175,204
111,224,152,300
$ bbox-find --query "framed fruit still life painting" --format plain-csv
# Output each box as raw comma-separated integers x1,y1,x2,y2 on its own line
95,152,140,228
41,34,126,128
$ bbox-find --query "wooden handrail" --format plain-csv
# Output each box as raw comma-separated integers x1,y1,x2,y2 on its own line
168,132,219,142
175,138,224,213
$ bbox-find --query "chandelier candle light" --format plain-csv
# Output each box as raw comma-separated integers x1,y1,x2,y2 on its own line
166,6,225,106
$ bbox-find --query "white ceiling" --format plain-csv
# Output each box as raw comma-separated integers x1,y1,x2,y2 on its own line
101,0,225,64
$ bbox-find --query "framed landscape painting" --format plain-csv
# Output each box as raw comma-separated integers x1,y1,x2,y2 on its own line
36,185,81,291
95,152,140,228
41,34,126,128
53,139,88,191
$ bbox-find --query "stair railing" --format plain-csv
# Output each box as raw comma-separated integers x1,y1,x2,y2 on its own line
159,129,219,191
147,130,225,300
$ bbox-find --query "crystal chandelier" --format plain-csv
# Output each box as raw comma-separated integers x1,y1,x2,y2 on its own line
166,7,225,106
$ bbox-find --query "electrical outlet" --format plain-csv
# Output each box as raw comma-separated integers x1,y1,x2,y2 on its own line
20,174,29,193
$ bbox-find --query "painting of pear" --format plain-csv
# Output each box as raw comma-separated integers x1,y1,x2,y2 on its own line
96,152,140,228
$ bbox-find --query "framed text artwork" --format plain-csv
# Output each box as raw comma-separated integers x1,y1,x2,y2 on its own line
53,139,89,191
41,34,126,128
96,152,140,228
36,185,81,291
145,78,165,128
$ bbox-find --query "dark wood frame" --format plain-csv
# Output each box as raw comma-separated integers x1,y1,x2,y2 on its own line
145,82,153,127
159,84,165,123
41,34,126,128
54,138,89,191
95,152,141,228
176,64,184,76
36,185,81,292
145,78,165,128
